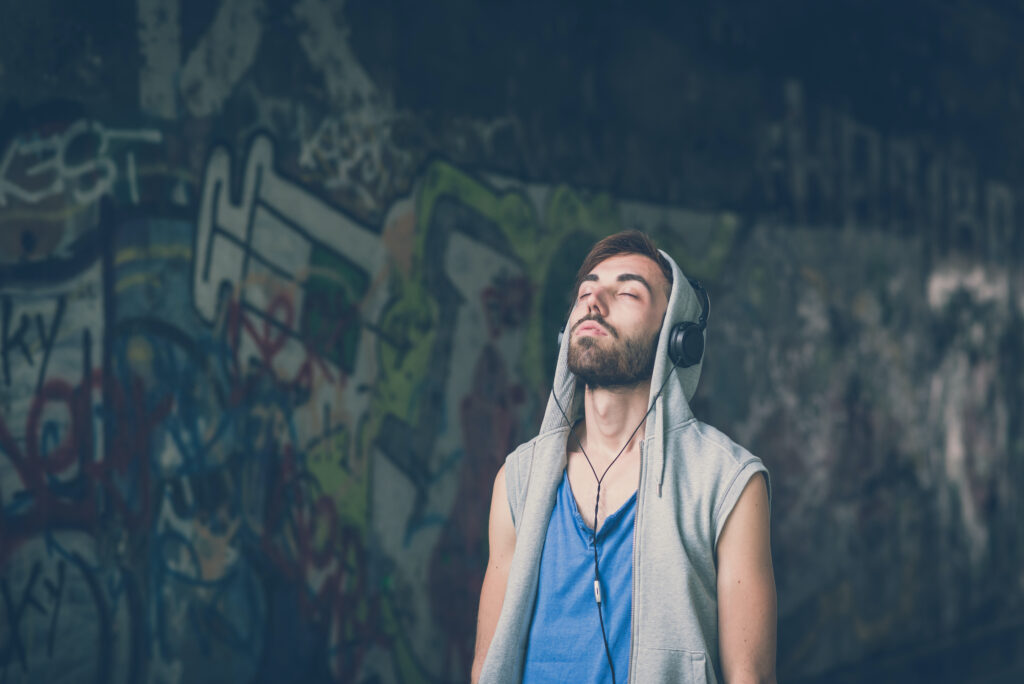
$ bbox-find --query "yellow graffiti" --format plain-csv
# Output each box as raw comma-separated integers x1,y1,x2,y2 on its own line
126,335,154,366
414,162,609,390
306,428,368,529
415,161,542,273
0,203,95,224
360,271,439,462
116,272,164,293
115,244,193,265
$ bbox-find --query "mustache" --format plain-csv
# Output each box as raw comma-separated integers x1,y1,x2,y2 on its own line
571,314,619,338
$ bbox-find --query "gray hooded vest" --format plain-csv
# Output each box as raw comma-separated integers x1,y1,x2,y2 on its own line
478,250,770,684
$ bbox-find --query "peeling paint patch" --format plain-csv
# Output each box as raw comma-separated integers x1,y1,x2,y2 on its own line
926,265,1009,310
293,0,379,108
179,0,266,117
138,0,181,118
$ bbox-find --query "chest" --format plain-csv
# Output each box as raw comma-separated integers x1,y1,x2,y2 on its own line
565,448,641,531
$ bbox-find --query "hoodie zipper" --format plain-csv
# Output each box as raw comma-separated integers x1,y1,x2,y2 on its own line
628,439,645,684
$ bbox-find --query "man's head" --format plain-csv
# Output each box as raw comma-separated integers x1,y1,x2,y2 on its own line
567,231,673,389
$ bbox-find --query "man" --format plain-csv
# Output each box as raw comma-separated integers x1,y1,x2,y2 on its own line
471,231,776,683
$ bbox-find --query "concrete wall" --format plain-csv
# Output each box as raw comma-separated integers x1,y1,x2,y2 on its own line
1,1,1022,682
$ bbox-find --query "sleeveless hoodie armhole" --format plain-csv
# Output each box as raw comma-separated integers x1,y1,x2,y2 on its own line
504,444,535,533
712,459,771,547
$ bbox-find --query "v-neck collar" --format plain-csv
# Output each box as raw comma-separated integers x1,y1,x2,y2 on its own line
561,468,638,544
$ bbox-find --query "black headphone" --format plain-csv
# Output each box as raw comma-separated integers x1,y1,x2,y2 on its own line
667,277,710,368
559,277,710,368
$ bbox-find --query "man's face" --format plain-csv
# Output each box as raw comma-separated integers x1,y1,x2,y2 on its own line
566,253,670,389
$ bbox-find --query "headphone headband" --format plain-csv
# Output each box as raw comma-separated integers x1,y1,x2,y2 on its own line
687,277,710,332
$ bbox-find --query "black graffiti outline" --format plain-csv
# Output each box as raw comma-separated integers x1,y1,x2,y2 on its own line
0,550,113,683
0,294,66,390
0,562,44,672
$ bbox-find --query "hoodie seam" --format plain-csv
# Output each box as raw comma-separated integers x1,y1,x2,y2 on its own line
507,428,571,528
506,453,519,531
519,441,538,526
711,459,764,526
670,422,768,546
662,417,698,438
691,421,754,466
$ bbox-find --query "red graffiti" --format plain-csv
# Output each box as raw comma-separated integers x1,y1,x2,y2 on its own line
0,367,172,564
224,293,353,394
481,274,532,339
429,344,523,680
261,449,380,677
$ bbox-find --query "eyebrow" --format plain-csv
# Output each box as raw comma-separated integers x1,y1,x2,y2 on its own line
582,272,654,297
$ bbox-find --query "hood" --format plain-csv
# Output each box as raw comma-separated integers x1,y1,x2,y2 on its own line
539,250,705,488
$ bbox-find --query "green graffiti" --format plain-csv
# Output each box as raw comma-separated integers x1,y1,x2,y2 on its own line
415,163,622,389
416,161,541,272
652,211,740,281
360,270,439,461
300,245,370,374
306,427,370,529
544,184,620,238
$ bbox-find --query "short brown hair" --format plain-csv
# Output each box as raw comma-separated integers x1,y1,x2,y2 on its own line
572,230,673,300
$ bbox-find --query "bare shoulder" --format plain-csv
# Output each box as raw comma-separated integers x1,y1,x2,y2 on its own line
489,463,514,550
717,474,771,559
493,462,507,494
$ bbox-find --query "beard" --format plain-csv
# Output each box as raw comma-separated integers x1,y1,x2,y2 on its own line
567,316,659,389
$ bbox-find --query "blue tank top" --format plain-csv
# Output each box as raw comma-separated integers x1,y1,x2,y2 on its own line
522,468,637,683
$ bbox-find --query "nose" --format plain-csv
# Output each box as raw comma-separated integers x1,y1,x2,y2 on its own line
583,287,609,318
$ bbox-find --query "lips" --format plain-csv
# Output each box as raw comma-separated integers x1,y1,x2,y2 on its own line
575,322,610,337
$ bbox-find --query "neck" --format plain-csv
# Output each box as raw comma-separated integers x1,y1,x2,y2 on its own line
579,380,652,461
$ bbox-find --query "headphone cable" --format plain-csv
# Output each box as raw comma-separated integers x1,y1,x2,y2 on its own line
551,356,680,683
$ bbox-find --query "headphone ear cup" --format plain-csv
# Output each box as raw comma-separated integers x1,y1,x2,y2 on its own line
668,322,705,368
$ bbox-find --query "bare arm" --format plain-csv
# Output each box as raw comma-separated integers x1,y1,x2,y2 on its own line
716,474,777,684
471,464,516,683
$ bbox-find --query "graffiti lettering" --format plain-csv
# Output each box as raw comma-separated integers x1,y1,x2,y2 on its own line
194,134,385,387
1,295,66,390
759,81,1019,262
0,120,161,208
0,536,131,683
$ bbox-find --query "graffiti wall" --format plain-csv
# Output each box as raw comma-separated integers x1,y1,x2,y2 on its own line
2,1,1023,682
